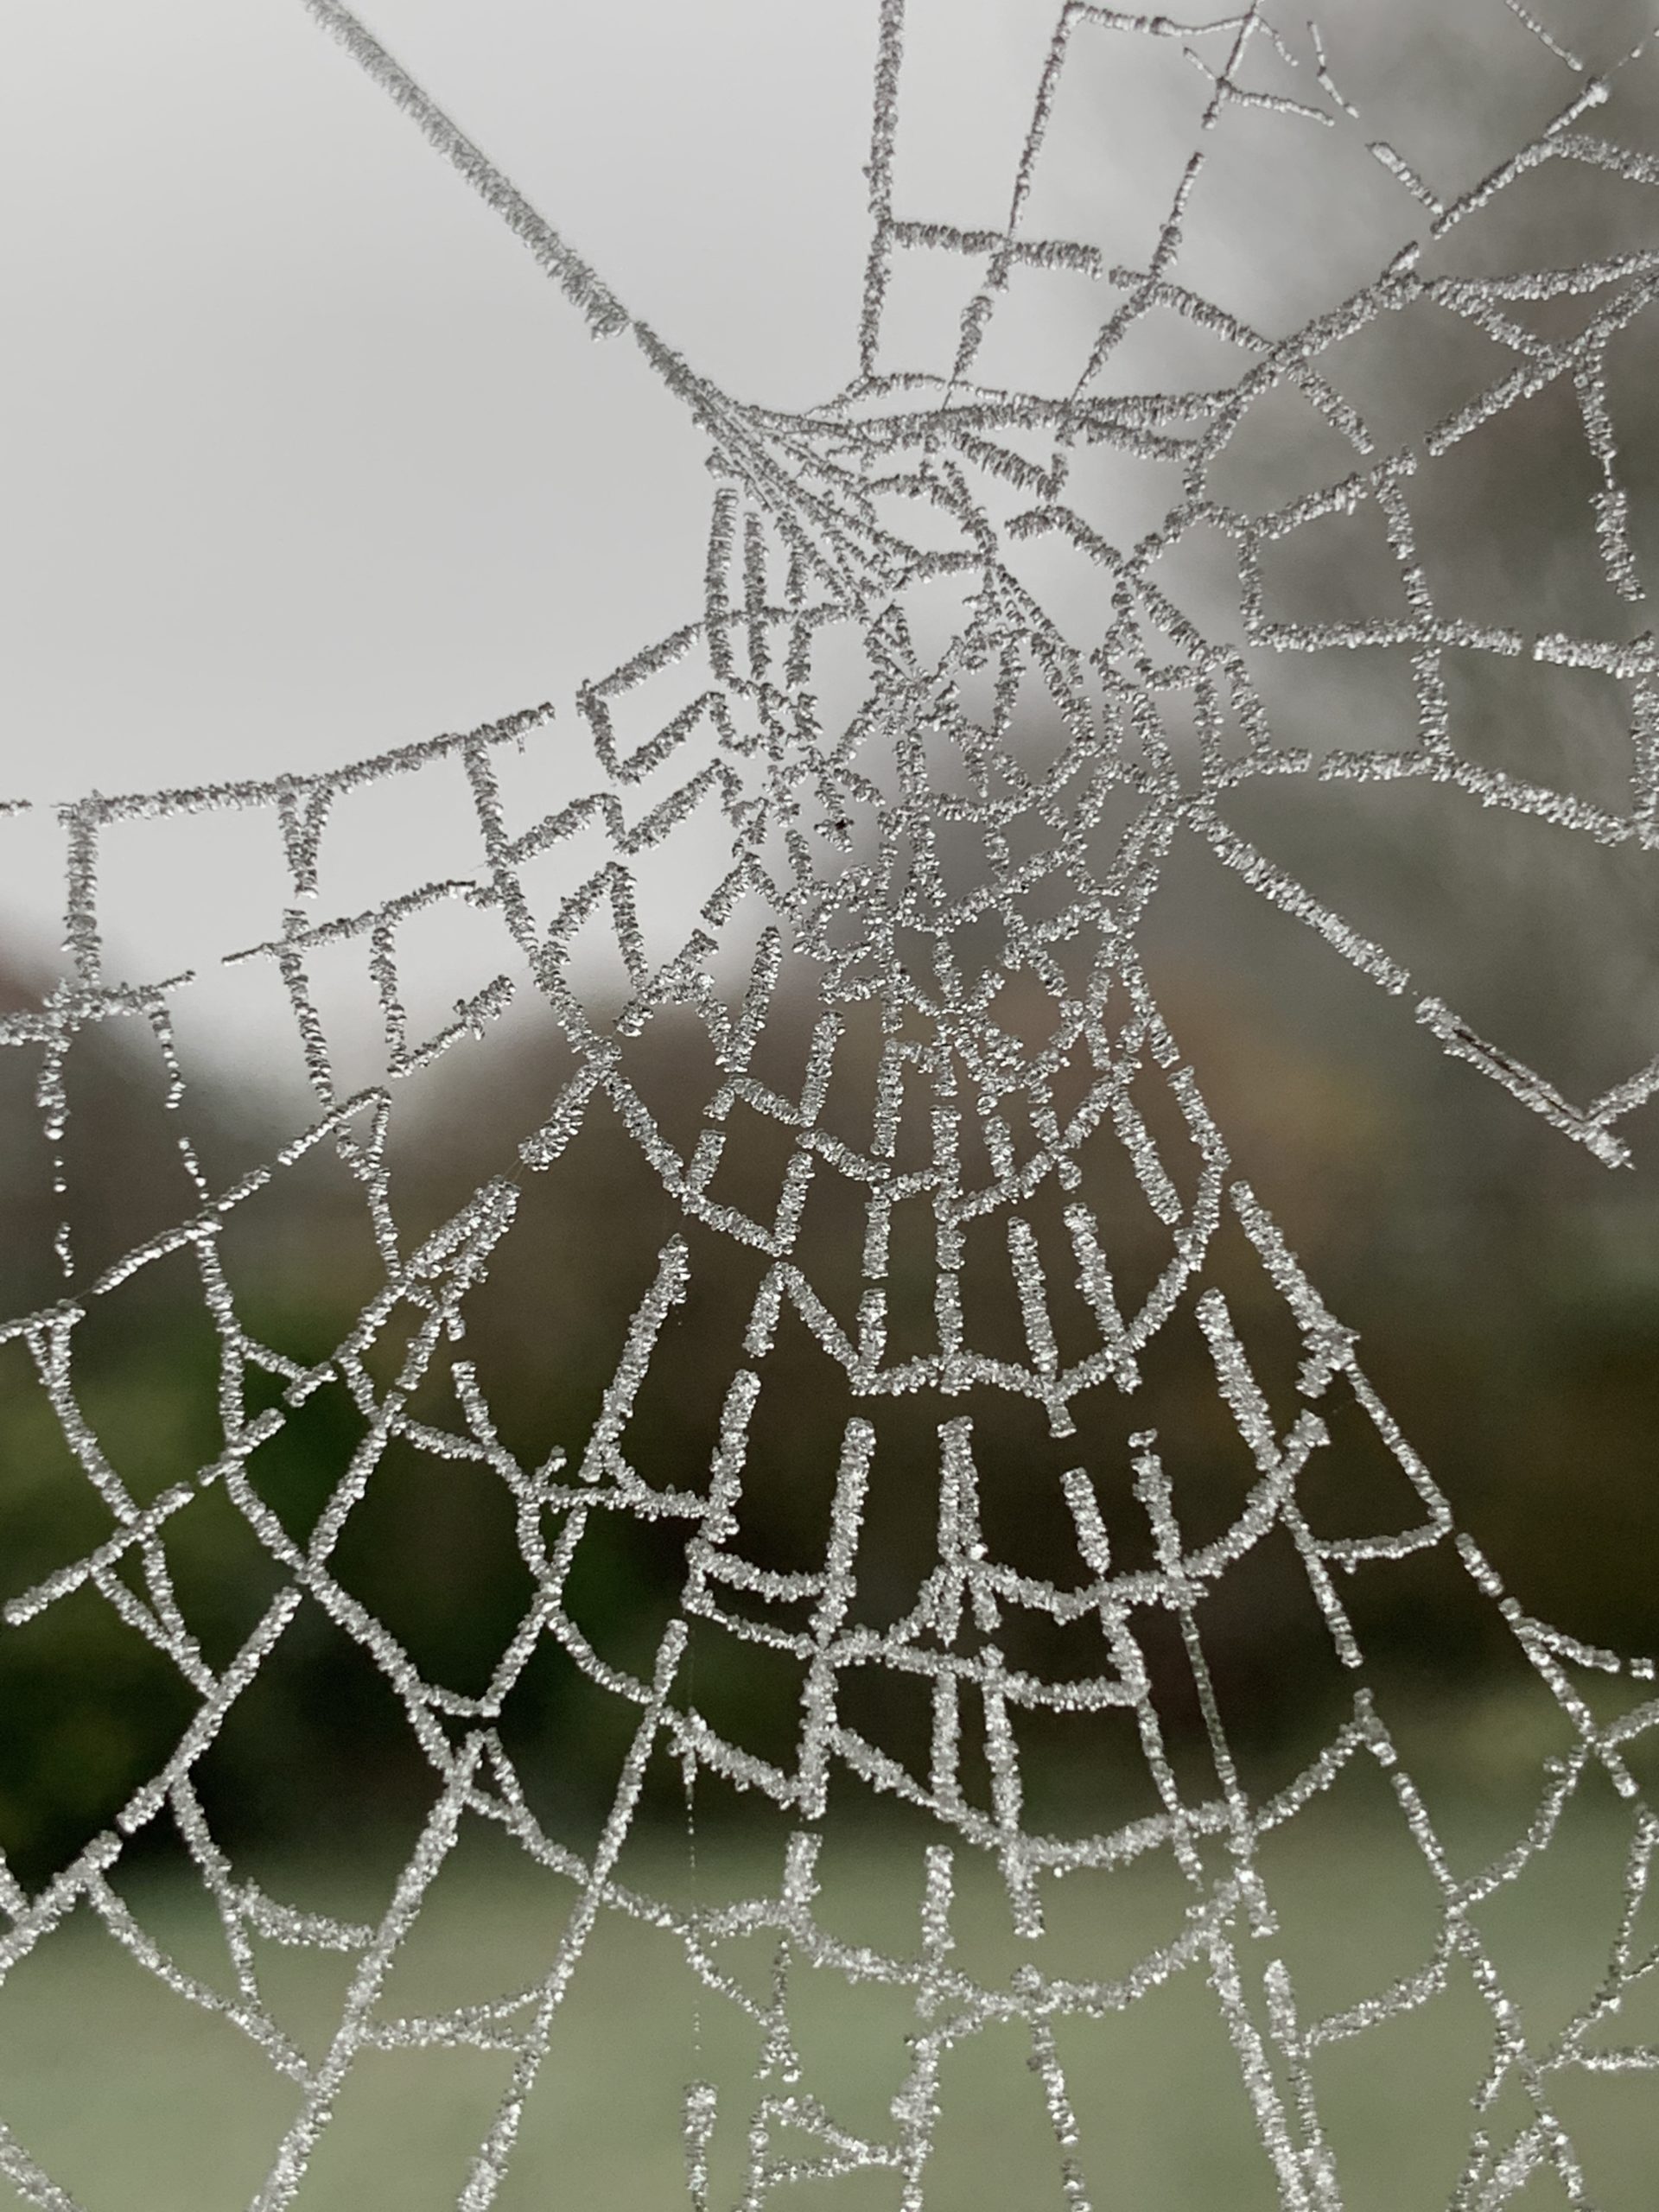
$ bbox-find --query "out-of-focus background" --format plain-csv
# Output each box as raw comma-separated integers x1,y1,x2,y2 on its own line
3,1,1659,2205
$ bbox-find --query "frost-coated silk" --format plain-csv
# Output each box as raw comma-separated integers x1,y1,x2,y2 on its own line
3,4,1659,2207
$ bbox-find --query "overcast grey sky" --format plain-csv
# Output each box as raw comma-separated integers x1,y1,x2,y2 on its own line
0,0,1604,1073
0,0,1057,1047
0,2,864,801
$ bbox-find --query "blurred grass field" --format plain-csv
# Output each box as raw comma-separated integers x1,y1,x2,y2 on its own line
1,1777,1653,2212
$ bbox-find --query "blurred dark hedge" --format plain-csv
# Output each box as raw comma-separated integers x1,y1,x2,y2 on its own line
3,908,1657,1886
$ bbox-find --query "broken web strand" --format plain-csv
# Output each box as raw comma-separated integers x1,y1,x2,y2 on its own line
1,2,1658,2208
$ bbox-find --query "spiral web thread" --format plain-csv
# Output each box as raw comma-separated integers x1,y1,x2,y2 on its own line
3,3,1659,2205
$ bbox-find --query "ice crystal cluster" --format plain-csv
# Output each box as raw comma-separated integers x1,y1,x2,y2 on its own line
3,3,1659,2206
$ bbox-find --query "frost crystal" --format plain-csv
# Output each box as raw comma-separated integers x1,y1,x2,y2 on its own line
3,3,1659,2206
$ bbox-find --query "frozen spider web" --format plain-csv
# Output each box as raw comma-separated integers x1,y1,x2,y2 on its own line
3,2,1659,2206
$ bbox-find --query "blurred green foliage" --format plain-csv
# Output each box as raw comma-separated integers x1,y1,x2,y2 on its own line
3,952,1657,1887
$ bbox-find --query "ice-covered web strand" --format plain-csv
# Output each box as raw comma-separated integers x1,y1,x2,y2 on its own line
2,4,1659,2209
303,0,908,621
